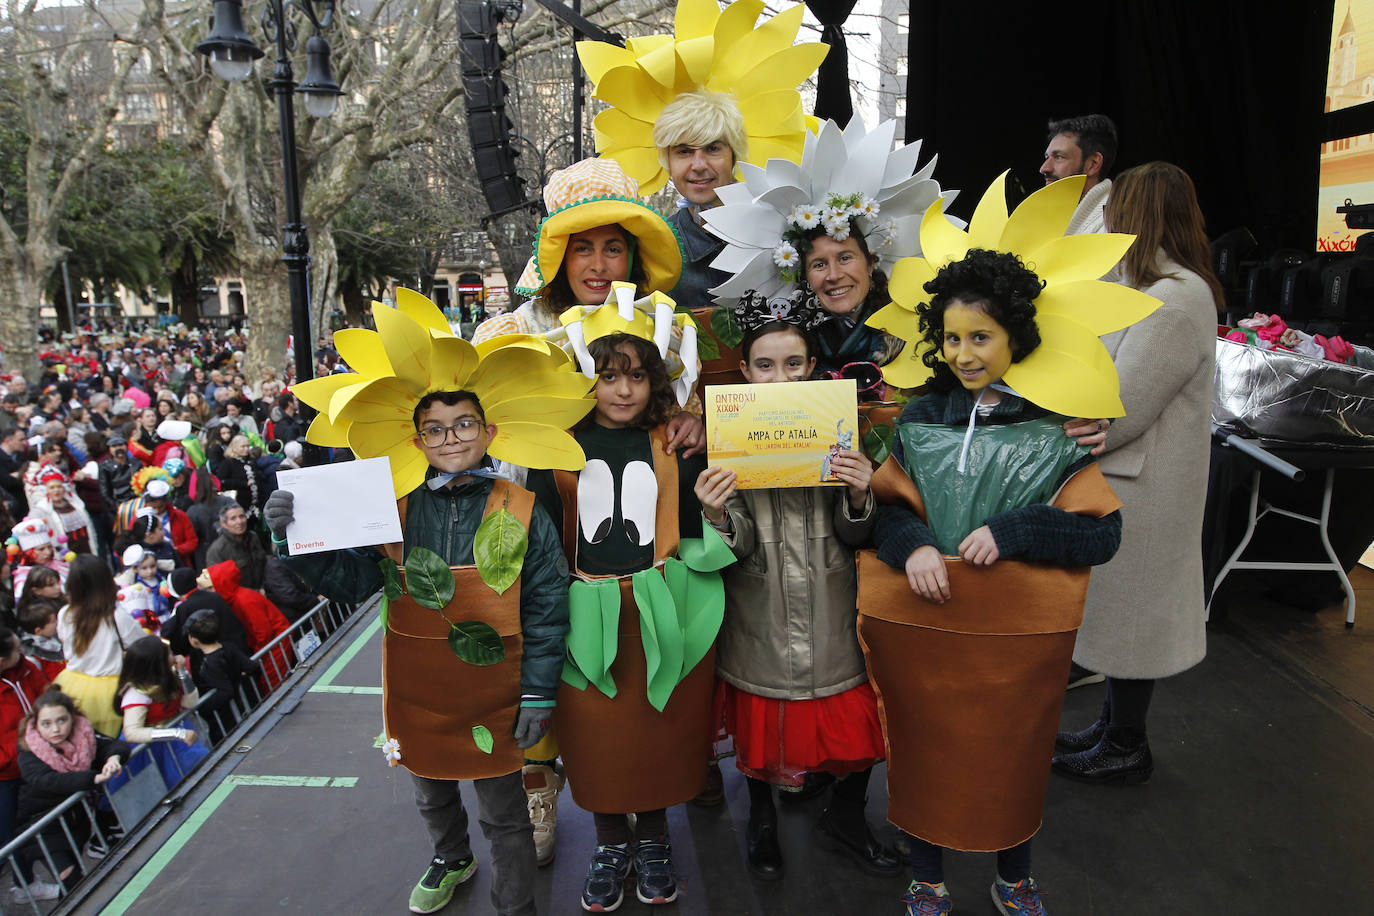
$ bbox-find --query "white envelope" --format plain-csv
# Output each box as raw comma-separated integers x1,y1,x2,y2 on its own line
277,456,402,555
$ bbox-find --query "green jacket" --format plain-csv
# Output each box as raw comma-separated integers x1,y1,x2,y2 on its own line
281,474,571,702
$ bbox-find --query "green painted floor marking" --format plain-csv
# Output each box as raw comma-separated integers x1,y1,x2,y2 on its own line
311,684,383,695
309,614,381,692
101,775,358,916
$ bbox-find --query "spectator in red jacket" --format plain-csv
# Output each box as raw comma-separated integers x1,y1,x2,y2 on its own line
1,627,51,850
199,562,292,690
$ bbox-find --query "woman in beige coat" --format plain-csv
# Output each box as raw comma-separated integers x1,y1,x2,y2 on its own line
1052,162,1222,785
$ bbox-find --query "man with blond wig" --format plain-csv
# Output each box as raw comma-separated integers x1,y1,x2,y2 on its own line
652,89,749,308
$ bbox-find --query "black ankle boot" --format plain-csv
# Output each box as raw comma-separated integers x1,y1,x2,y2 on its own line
1051,726,1153,785
1054,698,1110,754
816,799,900,876
746,811,784,880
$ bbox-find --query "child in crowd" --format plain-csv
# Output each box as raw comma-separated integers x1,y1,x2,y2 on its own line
111,635,207,789
265,296,581,916
17,598,65,677
527,322,721,912
186,609,259,743
9,517,70,601
867,249,1125,916
53,556,144,739
113,512,177,570
692,295,896,881
13,687,129,901
115,545,173,624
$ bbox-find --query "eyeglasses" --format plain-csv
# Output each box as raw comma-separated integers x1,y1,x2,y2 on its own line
416,419,483,447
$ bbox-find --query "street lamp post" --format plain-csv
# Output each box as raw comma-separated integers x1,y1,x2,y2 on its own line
196,0,342,411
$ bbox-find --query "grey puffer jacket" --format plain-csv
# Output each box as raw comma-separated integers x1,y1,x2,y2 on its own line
716,486,875,700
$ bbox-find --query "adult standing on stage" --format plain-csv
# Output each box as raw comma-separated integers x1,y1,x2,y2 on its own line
1052,161,1221,785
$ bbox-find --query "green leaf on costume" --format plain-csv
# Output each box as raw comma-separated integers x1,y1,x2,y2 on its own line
710,305,744,348
566,579,619,697
379,595,389,631
561,657,590,690
633,568,682,713
472,725,494,754
862,423,896,465
473,508,528,595
447,621,506,666
378,558,404,599
696,330,721,362
404,546,454,610
678,524,737,573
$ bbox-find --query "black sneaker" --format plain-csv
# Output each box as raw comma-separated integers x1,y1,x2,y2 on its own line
581,843,633,912
634,837,678,904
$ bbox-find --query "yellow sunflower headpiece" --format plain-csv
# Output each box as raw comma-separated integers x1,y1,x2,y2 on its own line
294,289,596,498
576,0,828,195
867,173,1162,418
559,281,701,408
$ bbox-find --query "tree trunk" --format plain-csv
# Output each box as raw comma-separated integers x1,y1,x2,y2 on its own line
172,248,201,326
0,242,61,382
308,225,338,348
341,282,366,327
239,247,296,385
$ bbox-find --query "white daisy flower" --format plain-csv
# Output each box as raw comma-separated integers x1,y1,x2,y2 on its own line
859,196,881,218
773,242,799,268
382,737,402,766
789,205,821,229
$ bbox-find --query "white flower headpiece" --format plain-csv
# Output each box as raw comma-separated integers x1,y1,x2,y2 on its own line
702,118,958,305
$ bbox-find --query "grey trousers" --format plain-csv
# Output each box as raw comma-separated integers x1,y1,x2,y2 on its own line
410,769,536,916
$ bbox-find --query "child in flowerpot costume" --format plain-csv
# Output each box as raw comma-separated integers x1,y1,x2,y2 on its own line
858,174,1160,916
263,290,593,916
524,283,732,911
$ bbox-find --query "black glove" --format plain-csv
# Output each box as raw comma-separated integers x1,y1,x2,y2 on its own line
512,704,553,750
263,489,295,540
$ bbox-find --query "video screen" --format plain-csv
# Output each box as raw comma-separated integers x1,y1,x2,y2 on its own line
1327,1,1374,113
1318,132,1374,251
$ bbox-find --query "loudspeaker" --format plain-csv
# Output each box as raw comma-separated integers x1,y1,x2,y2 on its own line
459,0,527,216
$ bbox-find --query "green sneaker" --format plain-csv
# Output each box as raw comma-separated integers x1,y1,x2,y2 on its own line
408,855,477,914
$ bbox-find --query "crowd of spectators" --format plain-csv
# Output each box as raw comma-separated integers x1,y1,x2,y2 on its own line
0,320,326,901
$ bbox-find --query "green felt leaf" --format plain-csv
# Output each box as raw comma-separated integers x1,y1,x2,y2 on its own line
633,569,682,713
379,595,389,631
561,657,590,690
404,546,454,610
672,562,724,676
378,558,404,600
677,524,737,573
862,423,896,465
447,621,506,666
472,725,494,754
709,305,744,348
474,508,528,595
567,579,619,697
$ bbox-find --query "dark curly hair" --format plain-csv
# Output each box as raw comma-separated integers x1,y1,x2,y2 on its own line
582,334,676,429
916,249,1044,392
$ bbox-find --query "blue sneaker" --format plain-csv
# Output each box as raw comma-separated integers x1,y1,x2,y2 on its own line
633,836,678,904
901,880,952,915
581,843,633,912
991,876,1049,915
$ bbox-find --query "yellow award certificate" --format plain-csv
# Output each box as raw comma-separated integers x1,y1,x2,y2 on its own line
706,379,859,489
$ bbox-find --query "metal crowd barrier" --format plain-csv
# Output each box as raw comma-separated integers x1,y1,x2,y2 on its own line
1,595,365,912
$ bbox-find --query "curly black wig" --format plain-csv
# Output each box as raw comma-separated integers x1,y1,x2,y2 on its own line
916,249,1044,391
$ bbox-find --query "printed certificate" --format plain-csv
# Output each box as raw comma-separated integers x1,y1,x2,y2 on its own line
706,379,858,489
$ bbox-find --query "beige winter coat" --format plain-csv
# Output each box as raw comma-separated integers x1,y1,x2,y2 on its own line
1073,254,1216,678
717,487,875,699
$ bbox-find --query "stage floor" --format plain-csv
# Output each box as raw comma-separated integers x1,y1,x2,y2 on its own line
69,568,1374,916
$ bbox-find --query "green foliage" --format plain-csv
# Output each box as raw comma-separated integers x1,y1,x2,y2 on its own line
447,620,506,666
709,305,743,349
473,508,527,595
403,546,455,610
378,558,404,600
472,725,494,755
862,423,896,465
379,595,389,630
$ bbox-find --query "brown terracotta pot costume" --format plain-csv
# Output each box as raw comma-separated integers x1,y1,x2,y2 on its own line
551,427,715,813
380,480,533,781
857,456,1121,851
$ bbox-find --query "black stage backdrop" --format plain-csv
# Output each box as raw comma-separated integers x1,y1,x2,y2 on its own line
902,0,1333,250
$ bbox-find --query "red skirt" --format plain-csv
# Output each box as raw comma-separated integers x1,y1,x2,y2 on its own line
713,679,885,787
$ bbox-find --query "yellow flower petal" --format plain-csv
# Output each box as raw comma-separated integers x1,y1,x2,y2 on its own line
429,336,480,392
293,372,362,413
886,257,939,311
486,395,595,431
395,288,451,336
489,424,588,471
372,304,435,397
675,0,724,41
879,340,935,390
918,200,971,269
1023,233,1136,288
1004,313,1124,417
997,175,1082,255
306,412,352,448
332,377,418,425
965,171,1010,251
1035,282,1162,336
865,301,915,336
333,328,393,378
